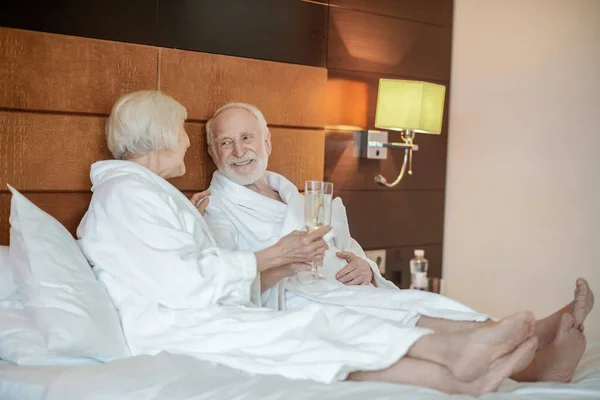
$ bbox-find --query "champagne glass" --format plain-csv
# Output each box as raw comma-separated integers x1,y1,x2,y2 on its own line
298,181,333,282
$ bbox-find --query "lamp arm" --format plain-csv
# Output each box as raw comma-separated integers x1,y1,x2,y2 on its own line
375,148,410,187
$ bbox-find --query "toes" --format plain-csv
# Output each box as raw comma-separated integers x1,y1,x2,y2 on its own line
575,278,587,296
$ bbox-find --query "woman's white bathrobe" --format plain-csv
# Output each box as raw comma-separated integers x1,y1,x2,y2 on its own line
77,160,435,383
205,171,489,326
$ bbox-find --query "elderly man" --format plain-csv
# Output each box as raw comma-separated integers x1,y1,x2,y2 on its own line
201,102,593,382
77,90,542,396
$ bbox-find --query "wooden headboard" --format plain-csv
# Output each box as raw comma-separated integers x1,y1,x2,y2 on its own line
0,27,327,245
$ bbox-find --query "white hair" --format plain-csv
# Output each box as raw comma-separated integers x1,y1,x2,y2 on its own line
205,102,268,145
106,90,187,160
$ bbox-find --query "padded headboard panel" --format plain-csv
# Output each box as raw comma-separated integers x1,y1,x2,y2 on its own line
0,27,326,245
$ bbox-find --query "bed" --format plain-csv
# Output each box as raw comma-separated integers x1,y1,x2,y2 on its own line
1,336,599,400
1,27,599,400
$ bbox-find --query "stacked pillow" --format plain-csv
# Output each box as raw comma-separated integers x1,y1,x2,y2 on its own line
0,186,130,365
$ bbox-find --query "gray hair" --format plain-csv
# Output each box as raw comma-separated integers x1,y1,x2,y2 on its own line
106,90,187,160
205,102,268,145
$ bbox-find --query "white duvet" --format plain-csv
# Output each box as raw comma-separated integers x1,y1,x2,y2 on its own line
1,335,599,400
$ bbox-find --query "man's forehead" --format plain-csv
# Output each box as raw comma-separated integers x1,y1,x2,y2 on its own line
212,109,261,136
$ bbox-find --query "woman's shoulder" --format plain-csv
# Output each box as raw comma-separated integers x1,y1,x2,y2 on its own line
91,174,169,211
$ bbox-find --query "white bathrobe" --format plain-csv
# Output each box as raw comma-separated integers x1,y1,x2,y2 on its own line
205,171,489,325
77,160,435,383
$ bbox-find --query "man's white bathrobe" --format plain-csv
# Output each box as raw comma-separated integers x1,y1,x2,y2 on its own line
205,171,489,326
77,160,436,383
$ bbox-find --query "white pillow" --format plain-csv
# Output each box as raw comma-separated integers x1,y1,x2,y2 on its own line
0,246,97,365
0,246,17,299
7,185,130,362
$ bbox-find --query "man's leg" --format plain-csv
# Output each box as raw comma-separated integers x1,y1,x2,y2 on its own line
348,337,538,396
417,279,594,344
511,313,587,382
416,279,594,382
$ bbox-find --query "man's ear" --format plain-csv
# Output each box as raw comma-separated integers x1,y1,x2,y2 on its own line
207,143,216,163
265,130,272,157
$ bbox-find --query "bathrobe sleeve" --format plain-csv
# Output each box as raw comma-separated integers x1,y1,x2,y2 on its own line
101,180,258,308
203,204,239,252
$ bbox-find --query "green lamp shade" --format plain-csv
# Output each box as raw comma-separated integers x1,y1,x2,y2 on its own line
374,79,446,134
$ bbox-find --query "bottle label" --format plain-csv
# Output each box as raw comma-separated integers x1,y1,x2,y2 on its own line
411,272,428,290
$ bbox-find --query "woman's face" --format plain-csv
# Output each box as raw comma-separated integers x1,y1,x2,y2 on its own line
156,124,190,179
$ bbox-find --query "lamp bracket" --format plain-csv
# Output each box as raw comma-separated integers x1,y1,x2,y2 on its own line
355,129,419,188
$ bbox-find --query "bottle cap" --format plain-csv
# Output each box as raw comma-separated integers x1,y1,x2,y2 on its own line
414,249,425,257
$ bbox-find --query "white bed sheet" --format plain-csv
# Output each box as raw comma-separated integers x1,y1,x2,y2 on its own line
1,336,599,400
0,361,70,400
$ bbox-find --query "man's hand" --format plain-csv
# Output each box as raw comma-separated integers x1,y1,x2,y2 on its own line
335,251,373,286
190,190,210,215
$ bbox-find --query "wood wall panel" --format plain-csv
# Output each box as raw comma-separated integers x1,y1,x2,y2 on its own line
158,0,328,67
0,0,157,46
268,129,325,187
327,8,452,80
0,28,157,114
340,190,445,249
330,0,454,27
0,112,108,192
0,193,92,245
325,0,453,289
159,48,327,127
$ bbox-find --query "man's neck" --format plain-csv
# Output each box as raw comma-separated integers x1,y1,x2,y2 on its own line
245,176,283,203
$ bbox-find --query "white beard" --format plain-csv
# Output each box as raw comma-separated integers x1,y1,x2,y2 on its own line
219,150,268,186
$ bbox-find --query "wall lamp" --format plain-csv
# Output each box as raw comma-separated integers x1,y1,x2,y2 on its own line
358,79,446,188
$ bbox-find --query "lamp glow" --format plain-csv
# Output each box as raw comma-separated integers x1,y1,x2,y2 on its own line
375,79,445,134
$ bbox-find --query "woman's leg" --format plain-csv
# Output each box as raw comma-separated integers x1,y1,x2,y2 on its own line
408,312,534,381
348,337,538,396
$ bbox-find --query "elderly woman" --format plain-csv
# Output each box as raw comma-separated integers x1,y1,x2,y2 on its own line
77,90,538,395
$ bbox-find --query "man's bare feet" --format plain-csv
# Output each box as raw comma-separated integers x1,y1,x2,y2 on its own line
574,278,594,330
464,336,539,396
449,312,535,381
513,313,587,382
532,278,595,347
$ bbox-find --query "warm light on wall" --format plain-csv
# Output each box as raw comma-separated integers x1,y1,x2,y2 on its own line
361,79,446,187
325,78,369,131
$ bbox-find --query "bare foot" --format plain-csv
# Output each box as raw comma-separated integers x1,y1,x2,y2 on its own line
573,278,594,329
450,312,535,381
466,337,539,396
513,313,587,382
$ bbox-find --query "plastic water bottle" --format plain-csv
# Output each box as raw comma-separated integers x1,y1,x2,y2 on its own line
410,249,428,290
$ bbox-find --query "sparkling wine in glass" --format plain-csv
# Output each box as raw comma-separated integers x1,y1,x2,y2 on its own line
300,181,333,282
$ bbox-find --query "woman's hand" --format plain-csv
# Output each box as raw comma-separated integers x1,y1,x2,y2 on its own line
255,226,331,272
275,228,330,264
190,190,210,215
335,251,373,286
260,262,311,292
